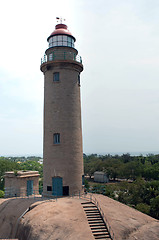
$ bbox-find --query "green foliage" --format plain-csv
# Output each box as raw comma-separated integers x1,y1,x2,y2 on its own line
88,179,159,220
92,184,106,194
1,153,159,219
84,179,90,191
143,162,159,180
84,153,159,181
0,157,21,190
83,153,159,219
0,156,43,191
150,196,159,219
0,190,4,198
14,170,18,176
104,185,115,198
19,160,43,177
136,203,150,215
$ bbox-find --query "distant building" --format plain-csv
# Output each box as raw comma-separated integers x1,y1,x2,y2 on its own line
94,171,109,183
4,171,39,197
38,158,43,164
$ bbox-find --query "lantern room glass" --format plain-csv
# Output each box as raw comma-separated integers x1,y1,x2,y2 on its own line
49,35,75,48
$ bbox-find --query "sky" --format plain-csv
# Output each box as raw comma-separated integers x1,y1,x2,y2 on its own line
0,0,159,156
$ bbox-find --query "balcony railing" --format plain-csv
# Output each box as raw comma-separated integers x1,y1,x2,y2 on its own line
41,51,82,65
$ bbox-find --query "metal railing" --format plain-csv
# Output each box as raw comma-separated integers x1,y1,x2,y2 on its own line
91,194,116,240
5,187,116,240
13,196,57,238
41,51,82,64
4,188,42,199
39,187,116,240
79,192,116,240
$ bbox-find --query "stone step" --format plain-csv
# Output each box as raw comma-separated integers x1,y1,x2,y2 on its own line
88,219,104,223
89,223,106,227
94,233,110,238
88,219,104,222
84,209,99,212
85,210,99,212
87,217,103,220
87,215,102,217
83,205,97,208
83,206,97,208
87,215,101,218
91,226,109,233
91,226,107,230
85,211,100,214
81,202,94,205
94,236,111,240
94,235,110,239
89,221,104,225
85,212,100,215
86,211,100,214
92,229,109,234
88,216,102,218
86,213,101,216
85,209,99,211
94,232,110,236
81,202,112,240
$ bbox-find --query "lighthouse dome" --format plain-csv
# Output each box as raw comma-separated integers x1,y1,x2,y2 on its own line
47,24,75,48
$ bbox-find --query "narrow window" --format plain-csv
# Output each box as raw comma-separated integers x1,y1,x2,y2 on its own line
78,74,80,86
82,175,84,185
53,133,60,144
53,72,59,82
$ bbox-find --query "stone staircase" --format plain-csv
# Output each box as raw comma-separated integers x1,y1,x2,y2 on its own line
81,202,112,240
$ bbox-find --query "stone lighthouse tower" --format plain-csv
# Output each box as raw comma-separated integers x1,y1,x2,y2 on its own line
40,20,84,197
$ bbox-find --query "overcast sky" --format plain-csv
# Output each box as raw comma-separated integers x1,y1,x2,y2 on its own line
0,0,159,156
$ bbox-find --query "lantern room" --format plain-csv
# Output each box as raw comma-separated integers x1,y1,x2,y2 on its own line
47,24,75,48
41,22,82,65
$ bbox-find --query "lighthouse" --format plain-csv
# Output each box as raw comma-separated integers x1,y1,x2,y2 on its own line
40,20,84,197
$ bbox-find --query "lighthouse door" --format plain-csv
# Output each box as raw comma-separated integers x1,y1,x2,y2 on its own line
27,180,33,196
52,177,63,197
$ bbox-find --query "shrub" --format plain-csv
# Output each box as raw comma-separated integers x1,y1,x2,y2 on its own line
150,196,159,219
0,190,4,198
136,203,150,215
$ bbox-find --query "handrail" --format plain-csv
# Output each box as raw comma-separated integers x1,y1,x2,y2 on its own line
41,52,82,64
90,194,116,240
7,188,116,240
4,188,41,199
13,196,56,238
13,207,29,238
80,193,116,240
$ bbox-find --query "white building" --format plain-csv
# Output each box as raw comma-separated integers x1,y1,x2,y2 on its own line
94,171,109,183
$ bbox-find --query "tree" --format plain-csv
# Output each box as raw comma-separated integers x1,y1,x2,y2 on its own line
0,158,20,190
150,196,159,219
136,203,150,215
121,153,132,163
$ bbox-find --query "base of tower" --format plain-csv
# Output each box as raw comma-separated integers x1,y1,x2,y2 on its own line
42,186,84,199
